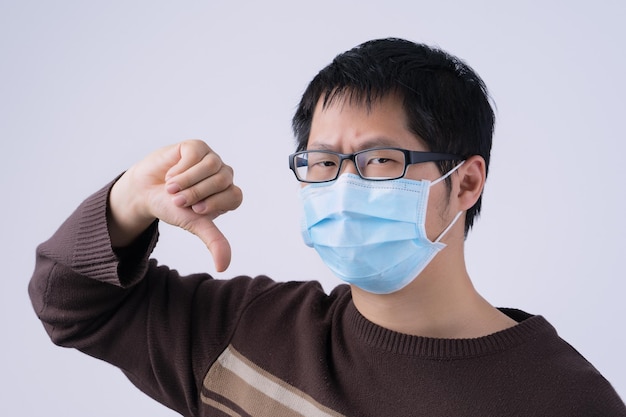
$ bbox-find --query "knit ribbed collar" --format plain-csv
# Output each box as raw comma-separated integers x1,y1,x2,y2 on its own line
345,301,556,359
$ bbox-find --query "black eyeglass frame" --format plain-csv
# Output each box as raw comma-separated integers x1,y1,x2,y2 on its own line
288,147,464,183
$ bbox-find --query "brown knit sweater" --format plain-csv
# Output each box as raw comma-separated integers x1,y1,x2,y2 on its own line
29,180,626,417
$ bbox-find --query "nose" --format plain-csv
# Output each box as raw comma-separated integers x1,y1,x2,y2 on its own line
339,158,359,176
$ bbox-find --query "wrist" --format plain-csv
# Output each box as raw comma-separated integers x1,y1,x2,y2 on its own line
107,172,155,248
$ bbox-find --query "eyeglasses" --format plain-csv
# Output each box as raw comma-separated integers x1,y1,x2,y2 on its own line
288,147,463,183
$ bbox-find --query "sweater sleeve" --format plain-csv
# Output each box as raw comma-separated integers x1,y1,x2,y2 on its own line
28,179,278,417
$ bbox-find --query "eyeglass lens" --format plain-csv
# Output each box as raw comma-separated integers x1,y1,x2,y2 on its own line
295,149,407,182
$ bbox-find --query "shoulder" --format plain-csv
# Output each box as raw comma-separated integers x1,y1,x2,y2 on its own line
241,278,352,319
500,308,626,415
218,278,352,338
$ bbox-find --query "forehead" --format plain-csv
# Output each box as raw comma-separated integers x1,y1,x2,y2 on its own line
307,92,426,151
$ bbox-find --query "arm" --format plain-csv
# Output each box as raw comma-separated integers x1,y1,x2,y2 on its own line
28,140,248,416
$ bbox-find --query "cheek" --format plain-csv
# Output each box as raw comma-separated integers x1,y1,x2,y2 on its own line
424,184,451,241
404,163,440,183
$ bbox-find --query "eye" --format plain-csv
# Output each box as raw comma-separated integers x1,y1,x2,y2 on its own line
316,160,337,167
361,149,403,165
309,157,337,168
366,156,394,165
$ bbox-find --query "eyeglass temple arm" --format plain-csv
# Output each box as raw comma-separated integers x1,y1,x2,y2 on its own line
407,151,463,164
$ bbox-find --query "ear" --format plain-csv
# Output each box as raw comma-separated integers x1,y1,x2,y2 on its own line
455,155,486,211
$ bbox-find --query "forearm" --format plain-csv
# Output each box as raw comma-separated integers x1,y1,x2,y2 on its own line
107,169,158,248
27,179,199,414
29,179,157,341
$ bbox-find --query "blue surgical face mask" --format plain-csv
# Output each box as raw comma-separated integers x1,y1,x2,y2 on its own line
299,163,464,294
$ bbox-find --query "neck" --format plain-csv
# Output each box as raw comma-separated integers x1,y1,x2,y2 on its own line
351,243,516,339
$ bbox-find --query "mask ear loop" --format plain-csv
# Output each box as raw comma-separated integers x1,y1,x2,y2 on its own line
429,160,466,243
431,160,465,186
434,211,463,243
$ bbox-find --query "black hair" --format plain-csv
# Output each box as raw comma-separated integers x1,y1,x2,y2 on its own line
292,38,495,234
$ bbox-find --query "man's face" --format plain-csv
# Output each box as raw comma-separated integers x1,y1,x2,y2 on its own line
306,93,455,242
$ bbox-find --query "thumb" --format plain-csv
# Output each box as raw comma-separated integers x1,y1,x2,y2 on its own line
187,217,231,272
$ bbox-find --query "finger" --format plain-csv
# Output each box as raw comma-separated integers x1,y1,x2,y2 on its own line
191,184,243,216
186,217,232,272
164,140,213,182
169,164,233,207
166,152,224,194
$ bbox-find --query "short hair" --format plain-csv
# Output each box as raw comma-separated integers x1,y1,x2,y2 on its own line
292,38,495,234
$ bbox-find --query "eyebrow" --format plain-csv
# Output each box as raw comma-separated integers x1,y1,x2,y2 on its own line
307,137,402,152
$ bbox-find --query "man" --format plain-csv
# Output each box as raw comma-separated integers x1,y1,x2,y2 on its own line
30,38,625,416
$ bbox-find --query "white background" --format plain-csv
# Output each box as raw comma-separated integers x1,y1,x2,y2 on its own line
1,1,625,415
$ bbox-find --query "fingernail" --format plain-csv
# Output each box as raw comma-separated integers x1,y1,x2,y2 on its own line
166,182,181,194
192,201,206,213
172,195,187,207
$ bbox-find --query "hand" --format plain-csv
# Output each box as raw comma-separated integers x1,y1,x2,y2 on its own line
108,140,243,271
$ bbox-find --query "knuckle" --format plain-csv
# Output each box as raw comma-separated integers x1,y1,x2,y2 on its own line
183,138,209,151
201,151,223,173
181,139,212,165
213,170,232,191
202,185,243,216
232,185,244,208
185,186,204,205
